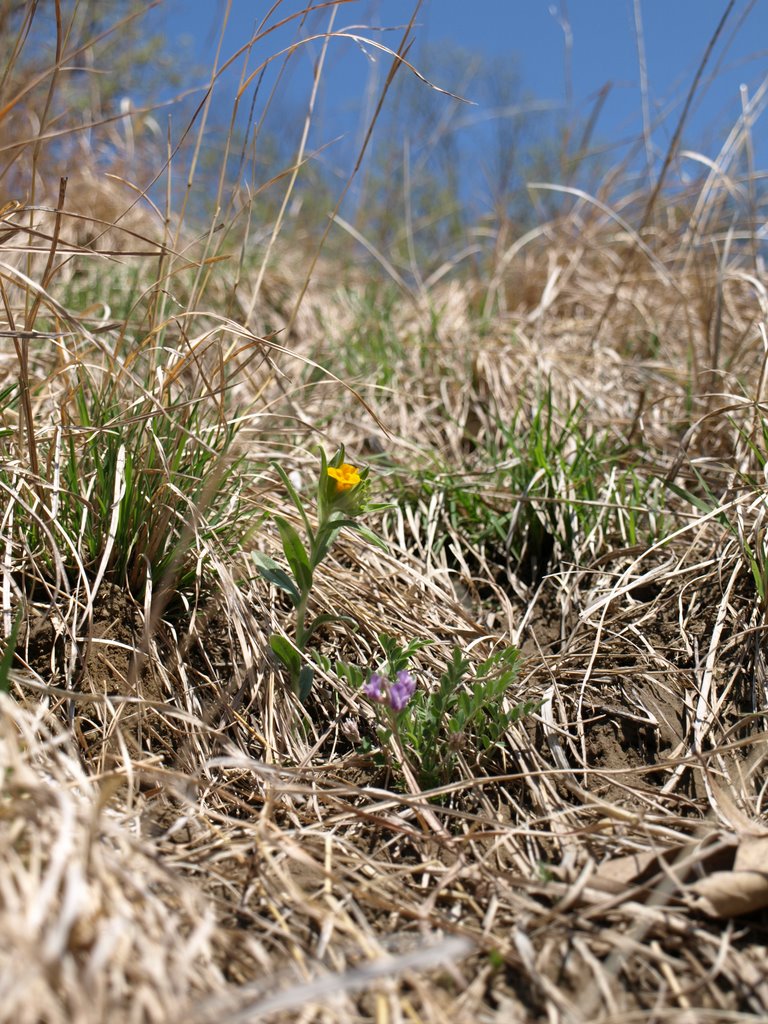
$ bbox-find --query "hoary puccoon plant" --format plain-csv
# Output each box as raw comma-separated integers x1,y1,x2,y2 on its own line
253,447,386,700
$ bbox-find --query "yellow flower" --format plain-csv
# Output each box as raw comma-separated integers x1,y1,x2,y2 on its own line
327,463,361,492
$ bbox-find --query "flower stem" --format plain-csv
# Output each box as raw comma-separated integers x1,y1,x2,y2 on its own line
294,589,310,650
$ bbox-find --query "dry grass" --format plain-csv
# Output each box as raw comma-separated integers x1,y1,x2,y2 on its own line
2,2,768,1022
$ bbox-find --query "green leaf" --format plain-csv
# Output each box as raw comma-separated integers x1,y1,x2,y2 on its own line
273,462,314,541
311,523,346,567
323,517,361,532
269,634,301,678
252,551,301,607
303,612,356,643
297,664,314,702
325,445,346,471
275,515,313,592
478,647,520,681
509,698,542,723
457,691,471,719
352,522,389,551
313,652,332,673
443,647,470,687
403,636,434,657
334,660,364,687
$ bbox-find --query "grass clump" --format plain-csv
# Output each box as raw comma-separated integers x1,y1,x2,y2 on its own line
395,387,669,590
312,285,429,386
58,383,244,600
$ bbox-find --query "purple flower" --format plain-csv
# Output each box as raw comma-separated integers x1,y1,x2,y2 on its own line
388,670,416,712
363,669,417,712
363,672,387,703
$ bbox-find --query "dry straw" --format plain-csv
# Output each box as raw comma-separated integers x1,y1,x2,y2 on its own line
1,1,768,1022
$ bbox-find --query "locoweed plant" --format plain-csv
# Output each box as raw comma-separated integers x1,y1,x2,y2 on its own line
254,447,387,700
354,633,536,790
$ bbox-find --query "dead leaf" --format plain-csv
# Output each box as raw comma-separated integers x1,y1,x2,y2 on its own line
690,869,768,918
591,839,733,897
734,835,768,873
590,849,665,894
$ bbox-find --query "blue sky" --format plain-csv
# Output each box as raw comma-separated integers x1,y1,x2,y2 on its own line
155,1,768,207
